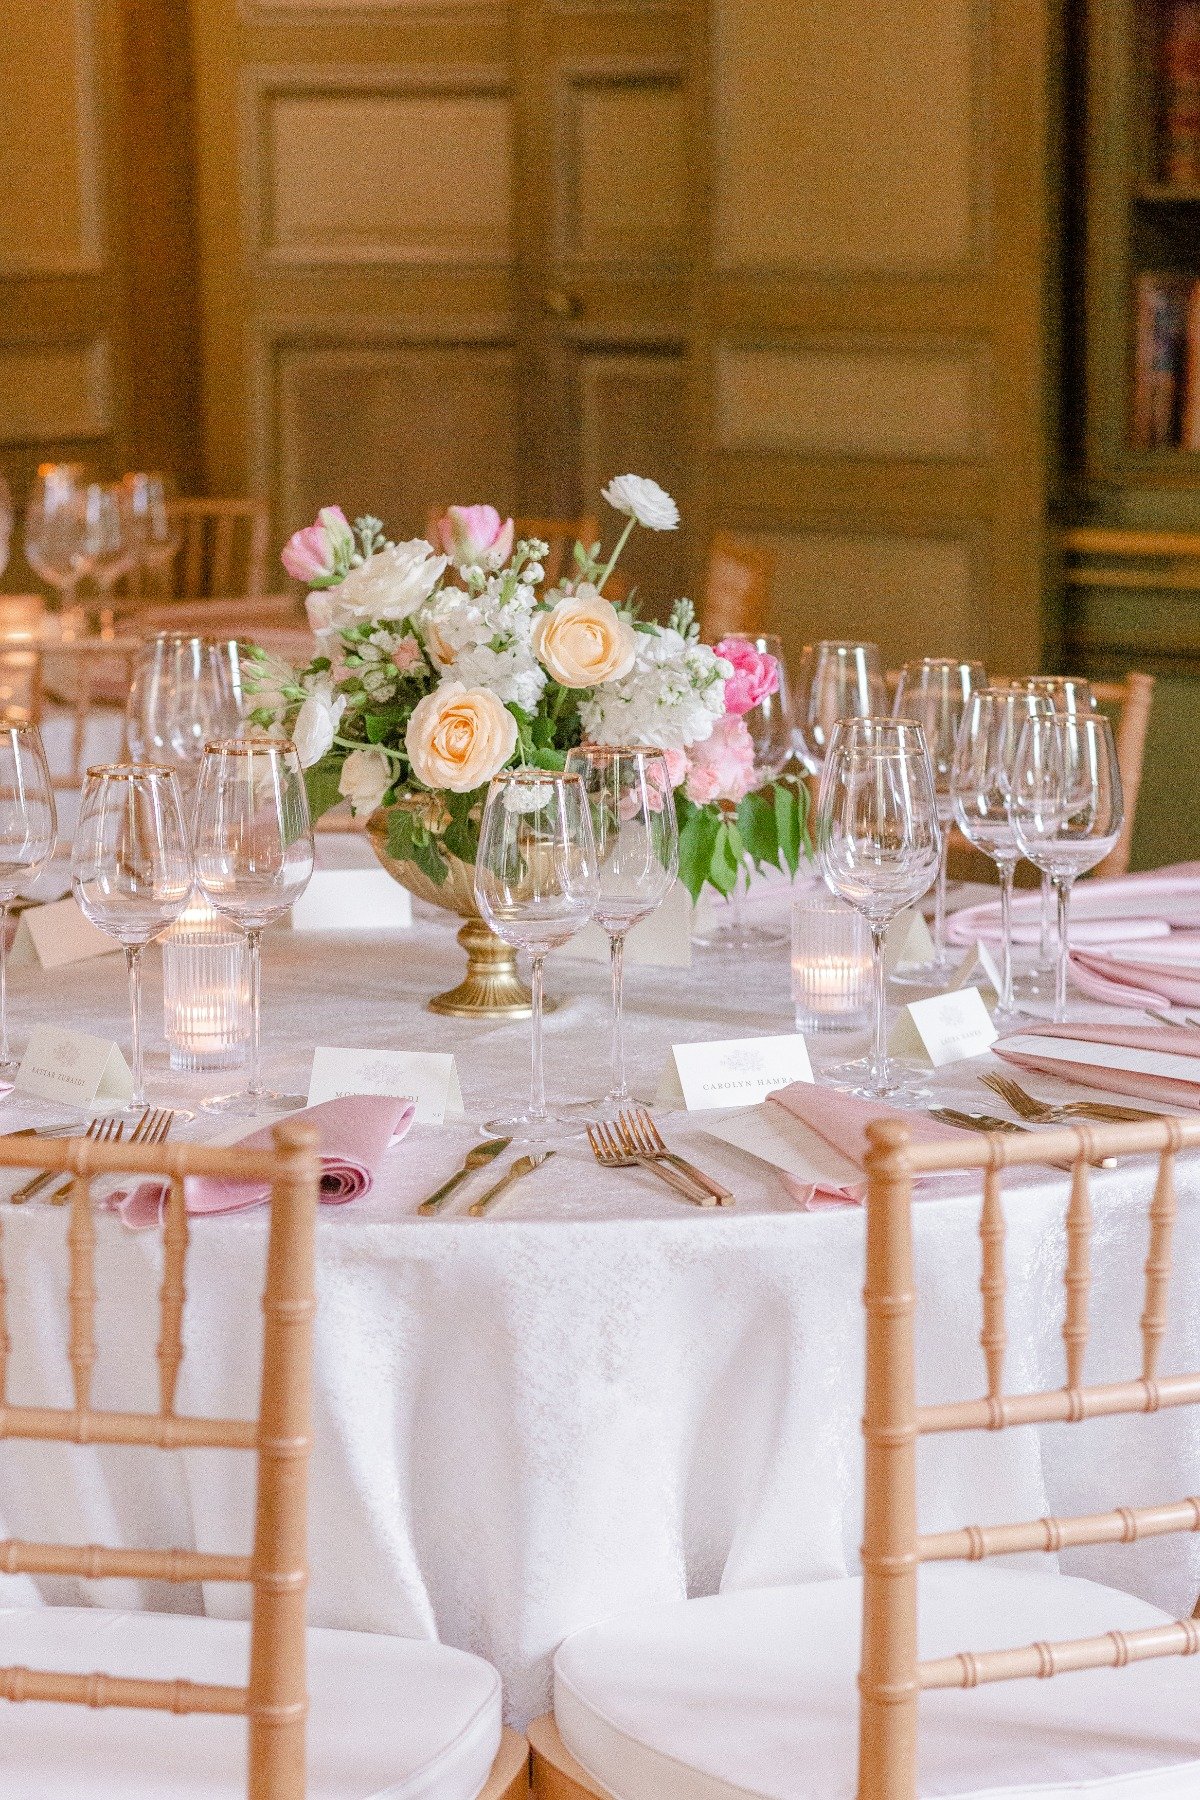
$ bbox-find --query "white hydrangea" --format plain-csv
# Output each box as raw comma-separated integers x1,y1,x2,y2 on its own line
414,575,547,711
578,626,731,751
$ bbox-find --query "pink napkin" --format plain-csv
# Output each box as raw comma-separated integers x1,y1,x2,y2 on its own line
1068,937,1200,1011
766,1082,975,1208
108,1095,416,1229
946,862,1200,949
995,1023,1200,1110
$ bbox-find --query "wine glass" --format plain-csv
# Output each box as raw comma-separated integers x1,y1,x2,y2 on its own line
891,657,987,981
24,465,90,614
81,482,136,623
192,737,314,1114
817,719,942,1100
72,764,192,1111
564,745,679,1116
123,472,181,595
1011,712,1124,1023
951,688,1050,1021
794,641,886,776
127,634,244,788
0,724,56,1073
475,769,599,1145
1023,677,1097,980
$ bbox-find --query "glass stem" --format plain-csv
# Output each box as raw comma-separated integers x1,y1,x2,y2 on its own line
0,900,10,1068
529,954,546,1121
1040,870,1054,967
933,831,949,968
730,865,746,941
869,921,889,1093
609,931,628,1103
1054,877,1073,1025
126,943,145,1107
997,861,1016,1015
246,928,263,1098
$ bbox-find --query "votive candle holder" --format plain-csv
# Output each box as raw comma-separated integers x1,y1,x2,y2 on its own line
162,895,250,1070
791,887,872,1032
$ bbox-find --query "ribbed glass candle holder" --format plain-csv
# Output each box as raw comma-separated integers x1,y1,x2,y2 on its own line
162,895,250,1070
791,887,872,1033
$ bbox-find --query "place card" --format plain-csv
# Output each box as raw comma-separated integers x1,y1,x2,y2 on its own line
290,869,412,932
884,908,936,974
16,1025,133,1109
951,939,1004,1001
656,1033,814,1111
890,987,998,1068
562,881,693,969
9,898,118,970
307,1045,464,1125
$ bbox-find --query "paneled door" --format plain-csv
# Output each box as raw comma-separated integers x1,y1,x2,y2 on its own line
187,0,696,611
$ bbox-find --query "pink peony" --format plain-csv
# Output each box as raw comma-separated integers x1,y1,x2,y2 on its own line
435,505,514,570
281,506,354,587
715,636,779,716
616,746,687,819
684,713,756,805
392,634,424,674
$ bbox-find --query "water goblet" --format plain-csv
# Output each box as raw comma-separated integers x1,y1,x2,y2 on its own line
72,764,192,1111
123,472,181,595
564,745,679,1116
1021,677,1097,982
475,769,599,1145
795,640,886,776
0,724,56,1073
127,633,244,789
24,464,89,612
192,737,314,1114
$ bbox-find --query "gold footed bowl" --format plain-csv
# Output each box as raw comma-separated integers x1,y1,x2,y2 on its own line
366,811,554,1021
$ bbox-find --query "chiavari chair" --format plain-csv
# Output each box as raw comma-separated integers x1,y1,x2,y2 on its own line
0,1121,528,1798
530,1112,1200,1799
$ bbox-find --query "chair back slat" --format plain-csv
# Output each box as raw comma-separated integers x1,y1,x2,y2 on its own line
212,513,236,597
0,1666,247,1715
920,1495,1200,1565
170,499,270,600
181,509,205,599
67,1170,97,1411
158,1174,188,1415
979,1165,1005,1400
1142,1141,1179,1383
920,1617,1200,1692
1063,1154,1092,1392
0,1539,252,1585
0,1210,9,1403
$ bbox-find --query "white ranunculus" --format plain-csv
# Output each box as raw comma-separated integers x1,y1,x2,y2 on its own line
292,684,346,768
338,746,393,816
321,539,448,631
601,474,680,532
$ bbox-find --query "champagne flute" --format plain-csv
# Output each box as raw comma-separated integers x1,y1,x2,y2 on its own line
0,724,56,1073
564,745,679,1115
795,640,886,776
127,633,244,788
950,687,1050,1020
891,657,986,981
475,769,599,1145
192,737,314,1114
1022,677,1097,982
817,719,942,1100
24,465,90,614
72,764,192,1111
1011,712,1124,1023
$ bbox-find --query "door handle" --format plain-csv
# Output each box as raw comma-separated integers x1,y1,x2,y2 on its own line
542,287,585,320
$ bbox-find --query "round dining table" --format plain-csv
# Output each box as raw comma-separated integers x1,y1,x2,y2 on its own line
0,864,1197,1726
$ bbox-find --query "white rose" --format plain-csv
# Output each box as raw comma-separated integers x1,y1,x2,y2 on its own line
601,474,680,531
532,590,637,688
405,682,518,793
321,540,448,631
338,747,393,816
292,685,346,768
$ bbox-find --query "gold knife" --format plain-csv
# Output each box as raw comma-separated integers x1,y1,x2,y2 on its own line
418,1137,511,1215
469,1150,556,1217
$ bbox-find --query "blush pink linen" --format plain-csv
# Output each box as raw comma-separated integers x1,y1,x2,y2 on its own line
1069,937,1200,1010
994,1022,1200,1109
766,1082,975,1208
108,1095,416,1229
945,863,1200,949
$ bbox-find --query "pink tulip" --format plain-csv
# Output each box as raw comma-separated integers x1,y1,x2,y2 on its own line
435,505,515,570
684,714,756,805
281,506,354,587
715,637,779,716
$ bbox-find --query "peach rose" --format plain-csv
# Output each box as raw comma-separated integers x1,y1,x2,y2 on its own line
532,589,637,689
405,682,518,793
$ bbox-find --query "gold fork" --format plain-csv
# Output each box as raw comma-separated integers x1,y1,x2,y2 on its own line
587,1120,715,1206
980,1071,1165,1126
44,1106,173,1205
11,1114,125,1205
618,1108,734,1206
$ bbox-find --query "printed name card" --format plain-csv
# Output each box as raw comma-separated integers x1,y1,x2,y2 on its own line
951,939,1004,1000
290,870,412,933
9,898,118,970
890,988,998,1068
307,1045,464,1125
656,1033,814,1111
16,1025,133,1109
564,881,694,969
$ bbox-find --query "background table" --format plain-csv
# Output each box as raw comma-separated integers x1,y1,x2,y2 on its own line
0,873,1197,1725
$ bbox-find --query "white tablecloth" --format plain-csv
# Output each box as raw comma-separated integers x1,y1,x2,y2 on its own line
0,867,1198,1726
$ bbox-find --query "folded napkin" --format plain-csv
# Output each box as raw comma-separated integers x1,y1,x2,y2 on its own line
765,1083,975,1208
109,1094,416,1229
1068,936,1200,1011
994,1024,1200,1110
946,862,1200,950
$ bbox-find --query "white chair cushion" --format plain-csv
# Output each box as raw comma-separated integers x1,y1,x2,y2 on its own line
554,1566,1200,1800
0,1607,501,1800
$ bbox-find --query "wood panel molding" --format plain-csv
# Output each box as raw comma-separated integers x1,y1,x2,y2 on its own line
0,339,112,444
554,58,686,267
241,63,513,269
0,0,105,276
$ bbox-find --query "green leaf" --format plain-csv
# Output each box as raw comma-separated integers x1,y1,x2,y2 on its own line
364,714,390,744
527,745,566,771
708,820,742,896
736,790,778,869
677,804,720,902
774,779,806,874
303,755,344,823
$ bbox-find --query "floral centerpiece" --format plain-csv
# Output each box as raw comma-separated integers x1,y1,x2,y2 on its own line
247,477,807,1014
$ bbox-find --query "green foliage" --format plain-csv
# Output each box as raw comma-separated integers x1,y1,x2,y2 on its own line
303,755,346,823
385,806,448,886
675,779,811,902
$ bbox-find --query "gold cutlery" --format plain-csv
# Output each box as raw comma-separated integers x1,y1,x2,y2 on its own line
11,1114,125,1205
931,1106,1112,1168
980,1071,1166,1126
468,1149,555,1217
587,1120,715,1205
419,1136,512,1215
618,1107,734,1206
43,1106,173,1206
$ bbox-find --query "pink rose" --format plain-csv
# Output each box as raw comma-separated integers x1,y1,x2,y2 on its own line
392,634,424,674
684,714,756,805
435,505,515,570
715,637,779,716
281,506,354,587
616,747,687,819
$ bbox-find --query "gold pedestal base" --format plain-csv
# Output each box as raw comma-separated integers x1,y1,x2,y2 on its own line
427,917,558,1020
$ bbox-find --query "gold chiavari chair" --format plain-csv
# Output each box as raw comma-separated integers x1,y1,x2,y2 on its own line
0,1121,529,1799
530,1112,1200,1799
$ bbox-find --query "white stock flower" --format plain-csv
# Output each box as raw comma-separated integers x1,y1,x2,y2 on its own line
414,576,545,709
578,626,728,752
338,747,393,816
601,474,680,532
318,539,448,632
292,682,346,768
